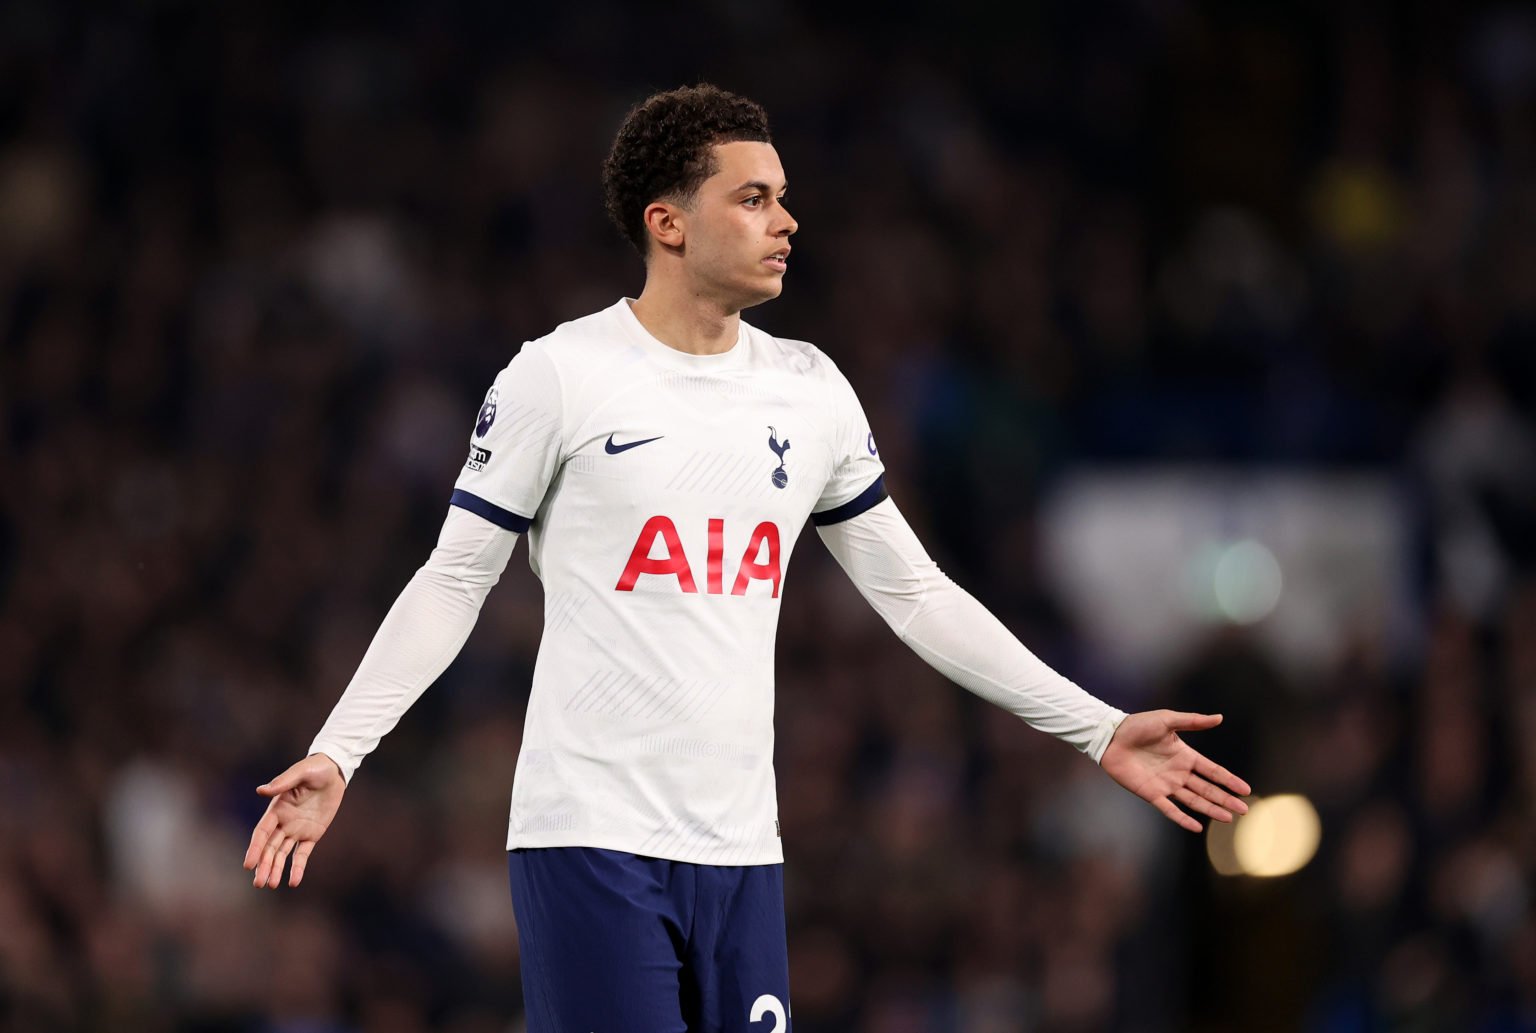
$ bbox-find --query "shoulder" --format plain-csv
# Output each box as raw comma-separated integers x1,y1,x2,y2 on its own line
744,324,867,422
743,322,849,387
520,302,632,374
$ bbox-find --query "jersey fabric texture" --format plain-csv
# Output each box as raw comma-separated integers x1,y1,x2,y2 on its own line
508,847,790,1033
455,299,885,865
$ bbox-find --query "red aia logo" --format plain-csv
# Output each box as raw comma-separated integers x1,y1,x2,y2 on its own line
616,516,782,597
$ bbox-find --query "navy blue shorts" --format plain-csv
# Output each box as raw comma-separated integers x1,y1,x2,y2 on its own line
507,848,792,1033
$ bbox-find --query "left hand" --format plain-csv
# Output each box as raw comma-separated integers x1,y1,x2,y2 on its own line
242,754,347,889
1099,710,1251,832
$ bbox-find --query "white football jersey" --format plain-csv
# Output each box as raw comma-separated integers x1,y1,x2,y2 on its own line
453,299,885,864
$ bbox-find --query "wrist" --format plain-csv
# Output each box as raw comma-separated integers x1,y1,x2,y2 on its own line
1094,710,1131,765
308,751,346,784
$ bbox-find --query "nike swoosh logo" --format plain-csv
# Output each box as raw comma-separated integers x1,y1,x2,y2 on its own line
605,434,664,454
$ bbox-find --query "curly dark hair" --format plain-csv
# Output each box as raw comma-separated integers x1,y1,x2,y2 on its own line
602,84,772,259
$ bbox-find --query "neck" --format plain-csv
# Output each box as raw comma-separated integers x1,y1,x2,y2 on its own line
629,274,741,356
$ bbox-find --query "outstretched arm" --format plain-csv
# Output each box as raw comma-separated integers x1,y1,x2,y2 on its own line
243,506,518,888
816,497,1249,831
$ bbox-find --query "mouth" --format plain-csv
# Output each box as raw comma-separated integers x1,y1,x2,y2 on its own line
763,247,790,272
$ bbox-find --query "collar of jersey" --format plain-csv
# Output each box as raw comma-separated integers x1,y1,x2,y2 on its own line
614,298,749,372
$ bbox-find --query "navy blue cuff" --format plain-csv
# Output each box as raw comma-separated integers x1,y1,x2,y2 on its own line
450,489,532,533
811,475,888,527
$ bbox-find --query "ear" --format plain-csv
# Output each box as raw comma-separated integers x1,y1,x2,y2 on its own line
642,200,686,255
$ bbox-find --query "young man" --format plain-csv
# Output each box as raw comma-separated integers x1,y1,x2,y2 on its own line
244,85,1251,1031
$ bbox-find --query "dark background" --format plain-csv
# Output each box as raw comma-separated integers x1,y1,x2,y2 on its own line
2,1,1534,1030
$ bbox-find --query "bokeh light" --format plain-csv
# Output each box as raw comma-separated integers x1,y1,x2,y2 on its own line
1187,538,1285,626
1213,540,1284,624
1209,794,1323,879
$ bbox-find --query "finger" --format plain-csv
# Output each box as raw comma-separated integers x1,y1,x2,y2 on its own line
270,837,297,890
265,832,290,890
243,822,270,871
1193,756,1252,797
1152,795,1202,833
243,804,284,866
268,828,295,890
1174,787,1233,824
1186,773,1250,815
1165,711,1223,732
252,832,275,887
290,841,316,888
255,830,287,888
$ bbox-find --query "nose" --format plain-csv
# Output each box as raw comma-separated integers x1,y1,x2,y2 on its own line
776,202,798,237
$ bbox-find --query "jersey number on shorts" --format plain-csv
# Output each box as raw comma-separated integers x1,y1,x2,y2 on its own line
750,993,787,1032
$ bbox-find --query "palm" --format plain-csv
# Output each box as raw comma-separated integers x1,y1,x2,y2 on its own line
242,754,346,889
1100,710,1251,833
269,788,335,841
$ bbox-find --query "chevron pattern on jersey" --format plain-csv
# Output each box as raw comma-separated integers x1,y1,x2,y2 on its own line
665,451,781,498
497,402,561,453
544,592,586,633
564,669,731,721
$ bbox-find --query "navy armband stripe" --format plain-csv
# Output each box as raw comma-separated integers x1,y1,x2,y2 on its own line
811,475,888,527
450,489,532,532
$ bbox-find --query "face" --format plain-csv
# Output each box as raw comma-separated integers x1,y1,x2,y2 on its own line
651,140,798,310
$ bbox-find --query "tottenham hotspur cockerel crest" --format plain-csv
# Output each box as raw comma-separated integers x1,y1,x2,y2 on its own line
767,426,790,488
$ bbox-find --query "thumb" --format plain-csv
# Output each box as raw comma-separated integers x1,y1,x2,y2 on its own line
1166,711,1223,731
256,763,310,798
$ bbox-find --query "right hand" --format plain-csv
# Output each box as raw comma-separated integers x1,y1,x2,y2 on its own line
243,753,346,889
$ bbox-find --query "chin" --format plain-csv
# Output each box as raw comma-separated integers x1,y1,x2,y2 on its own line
757,274,787,301
730,284,783,312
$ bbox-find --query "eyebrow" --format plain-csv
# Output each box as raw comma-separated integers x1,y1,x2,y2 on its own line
732,180,788,194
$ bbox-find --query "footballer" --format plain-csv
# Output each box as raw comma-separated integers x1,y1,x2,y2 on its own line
244,84,1252,1032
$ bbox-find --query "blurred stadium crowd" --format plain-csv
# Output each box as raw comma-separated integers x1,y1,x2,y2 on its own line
3,2,1535,1031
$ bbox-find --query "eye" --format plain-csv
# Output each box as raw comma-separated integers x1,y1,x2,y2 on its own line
743,195,762,208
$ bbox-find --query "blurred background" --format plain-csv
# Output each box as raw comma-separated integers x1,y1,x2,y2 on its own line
2,0,1534,1030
